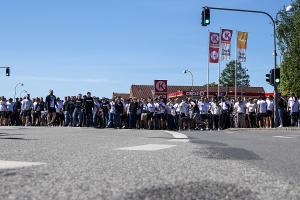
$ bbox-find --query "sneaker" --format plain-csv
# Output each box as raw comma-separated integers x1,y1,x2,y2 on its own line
279,125,283,128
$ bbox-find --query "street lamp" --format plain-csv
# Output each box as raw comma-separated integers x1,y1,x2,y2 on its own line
184,69,194,99
14,83,24,101
19,90,27,98
183,69,194,87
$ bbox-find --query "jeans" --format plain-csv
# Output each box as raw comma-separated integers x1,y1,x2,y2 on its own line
85,110,93,127
114,112,121,128
278,108,284,126
64,111,71,126
108,112,115,128
129,113,137,129
73,108,82,126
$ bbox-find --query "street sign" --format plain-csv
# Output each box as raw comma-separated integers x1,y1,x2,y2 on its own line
154,80,168,95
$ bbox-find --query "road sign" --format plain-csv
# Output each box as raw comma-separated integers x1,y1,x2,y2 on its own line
154,80,168,95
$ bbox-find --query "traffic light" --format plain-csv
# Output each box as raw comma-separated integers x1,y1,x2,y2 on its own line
201,7,210,26
266,73,271,84
5,67,10,76
266,69,274,85
274,68,280,84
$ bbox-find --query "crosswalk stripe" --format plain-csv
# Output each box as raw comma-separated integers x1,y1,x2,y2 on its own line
0,160,46,169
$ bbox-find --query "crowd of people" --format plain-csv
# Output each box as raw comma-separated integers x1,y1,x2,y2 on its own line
0,89,299,130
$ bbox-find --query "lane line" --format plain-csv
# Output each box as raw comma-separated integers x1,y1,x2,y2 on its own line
168,139,190,143
273,136,294,139
164,131,188,139
0,160,46,170
116,144,176,151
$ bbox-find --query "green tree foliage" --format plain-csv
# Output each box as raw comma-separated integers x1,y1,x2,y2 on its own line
220,60,250,87
203,82,218,87
277,0,300,96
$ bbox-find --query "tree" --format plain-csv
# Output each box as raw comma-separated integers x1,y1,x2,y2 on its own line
220,60,250,87
203,82,218,87
277,0,300,96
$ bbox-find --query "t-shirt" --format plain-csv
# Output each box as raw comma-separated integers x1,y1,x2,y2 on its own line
179,102,189,116
211,102,221,115
109,101,116,113
266,99,274,111
56,100,63,112
147,103,156,113
198,101,210,114
288,98,299,113
257,100,267,113
0,101,7,111
6,102,14,112
234,102,246,114
246,102,257,113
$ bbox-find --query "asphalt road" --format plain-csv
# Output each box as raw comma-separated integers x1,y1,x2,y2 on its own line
0,127,299,200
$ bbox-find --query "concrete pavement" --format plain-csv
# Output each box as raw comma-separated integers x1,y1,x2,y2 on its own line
0,127,299,200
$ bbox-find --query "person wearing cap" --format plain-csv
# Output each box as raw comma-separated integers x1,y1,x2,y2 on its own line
45,89,57,126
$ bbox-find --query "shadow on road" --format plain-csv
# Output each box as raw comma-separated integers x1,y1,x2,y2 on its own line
118,181,258,200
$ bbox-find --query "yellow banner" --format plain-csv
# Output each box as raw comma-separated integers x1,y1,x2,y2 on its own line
237,32,248,49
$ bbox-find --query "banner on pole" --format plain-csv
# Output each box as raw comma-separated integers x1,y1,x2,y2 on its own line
221,29,233,61
209,47,219,63
209,32,220,48
209,32,220,63
237,32,248,62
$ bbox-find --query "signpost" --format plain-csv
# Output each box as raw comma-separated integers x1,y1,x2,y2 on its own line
154,80,168,96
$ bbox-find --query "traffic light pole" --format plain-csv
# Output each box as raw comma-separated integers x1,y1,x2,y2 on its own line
205,6,279,127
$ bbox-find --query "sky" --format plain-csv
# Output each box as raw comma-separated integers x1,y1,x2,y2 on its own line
0,0,292,99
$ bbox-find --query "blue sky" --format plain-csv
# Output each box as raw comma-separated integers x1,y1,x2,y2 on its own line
0,0,292,99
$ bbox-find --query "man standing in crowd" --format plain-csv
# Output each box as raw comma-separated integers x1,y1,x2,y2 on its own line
128,97,138,129
115,96,124,129
45,90,57,126
257,96,268,128
0,97,8,126
266,95,274,128
21,95,33,126
73,94,83,127
83,92,94,127
288,93,299,127
234,97,246,128
12,98,22,126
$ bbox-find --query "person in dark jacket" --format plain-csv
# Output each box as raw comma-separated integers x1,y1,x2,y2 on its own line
114,96,124,128
128,97,139,129
45,89,57,126
83,92,94,127
73,94,83,127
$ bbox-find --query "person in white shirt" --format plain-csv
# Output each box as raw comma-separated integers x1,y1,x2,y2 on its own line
56,97,64,126
288,94,299,127
21,95,33,126
257,96,268,128
234,97,246,128
211,98,221,130
266,96,274,128
6,98,14,126
0,97,8,126
246,98,258,128
147,98,156,129
179,98,190,130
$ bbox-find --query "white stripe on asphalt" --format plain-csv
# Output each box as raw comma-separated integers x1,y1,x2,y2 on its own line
168,139,190,143
0,160,46,170
164,131,188,139
273,136,294,139
116,144,176,151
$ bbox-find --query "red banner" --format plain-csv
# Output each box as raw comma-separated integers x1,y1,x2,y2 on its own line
209,47,219,63
209,32,220,47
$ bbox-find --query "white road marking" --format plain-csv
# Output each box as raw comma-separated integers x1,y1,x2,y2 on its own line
273,136,294,139
286,135,300,137
116,144,176,151
0,160,46,170
168,139,190,143
164,131,188,139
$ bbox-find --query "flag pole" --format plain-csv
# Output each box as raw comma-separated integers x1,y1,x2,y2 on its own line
235,30,238,101
207,30,210,98
218,28,221,97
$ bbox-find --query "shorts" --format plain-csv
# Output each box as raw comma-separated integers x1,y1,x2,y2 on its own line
0,111,7,117
147,112,154,120
257,112,267,120
22,110,31,117
141,113,148,121
266,110,273,117
48,108,56,113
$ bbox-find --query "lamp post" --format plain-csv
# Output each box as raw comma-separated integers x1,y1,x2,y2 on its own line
14,83,24,101
19,90,27,98
184,69,194,98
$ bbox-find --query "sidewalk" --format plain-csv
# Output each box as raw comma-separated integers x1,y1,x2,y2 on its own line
228,127,300,132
